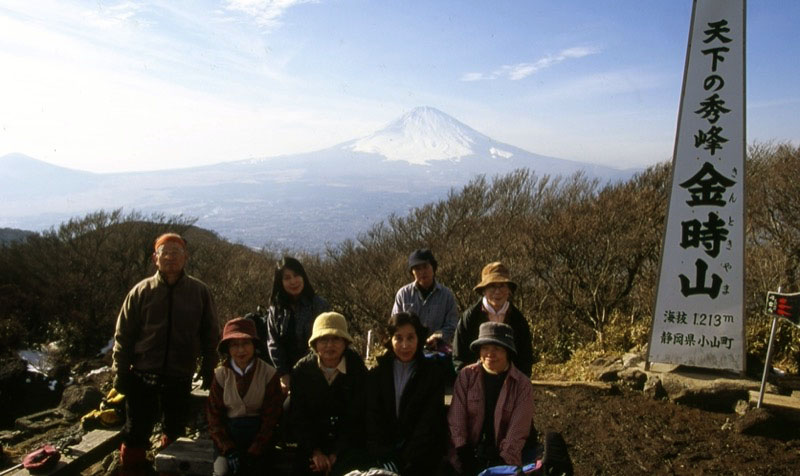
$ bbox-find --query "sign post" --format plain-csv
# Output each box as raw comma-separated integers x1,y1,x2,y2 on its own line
757,289,800,407
647,0,747,372
757,315,779,408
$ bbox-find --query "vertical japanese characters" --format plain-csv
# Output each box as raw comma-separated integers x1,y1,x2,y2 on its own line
648,0,746,372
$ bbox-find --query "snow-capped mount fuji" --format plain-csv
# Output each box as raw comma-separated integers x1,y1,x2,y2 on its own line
332,106,631,184
1,107,636,250
348,106,486,165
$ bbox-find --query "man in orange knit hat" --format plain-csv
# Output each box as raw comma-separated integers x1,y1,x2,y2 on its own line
112,232,220,476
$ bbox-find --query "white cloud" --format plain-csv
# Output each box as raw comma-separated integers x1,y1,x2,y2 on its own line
560,46,598,58
82,1,146,29
0,2,380,172
224,0,318,28
505,63,539,80
0,42,377,173
462,46,601,81
460,72,489,82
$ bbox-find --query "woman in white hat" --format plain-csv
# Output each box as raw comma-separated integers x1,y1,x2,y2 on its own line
288,312,368,475
206,317,284,475
452,261,534,376
448,322,534,474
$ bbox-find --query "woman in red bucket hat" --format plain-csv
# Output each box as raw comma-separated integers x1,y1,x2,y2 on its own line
206,317,284,475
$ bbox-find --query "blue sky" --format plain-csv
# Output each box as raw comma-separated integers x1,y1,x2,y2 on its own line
0,0,797,173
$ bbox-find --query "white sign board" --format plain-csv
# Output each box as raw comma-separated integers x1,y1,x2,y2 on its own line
647,0,746,372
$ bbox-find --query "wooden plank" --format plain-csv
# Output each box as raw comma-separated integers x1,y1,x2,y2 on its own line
531,380,613,390
748,390,800,412
7,429,121,476
14,410,67,432
154,437,214,476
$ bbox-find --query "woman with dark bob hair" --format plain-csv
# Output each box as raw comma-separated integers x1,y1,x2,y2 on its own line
265,256,330,395
365,312,447,475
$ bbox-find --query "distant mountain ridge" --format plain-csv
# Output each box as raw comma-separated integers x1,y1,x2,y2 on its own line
0,107,637,250
0,227,34,245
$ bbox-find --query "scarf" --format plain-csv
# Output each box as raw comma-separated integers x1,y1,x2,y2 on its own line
482,296,509,323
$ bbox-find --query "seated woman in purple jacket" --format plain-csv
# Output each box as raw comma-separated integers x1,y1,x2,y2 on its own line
447,321,534,475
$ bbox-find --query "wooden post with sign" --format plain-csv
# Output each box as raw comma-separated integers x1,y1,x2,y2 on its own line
757,289,800,407
646,0,747,373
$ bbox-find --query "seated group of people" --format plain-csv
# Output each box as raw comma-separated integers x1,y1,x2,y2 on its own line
207,251,547,476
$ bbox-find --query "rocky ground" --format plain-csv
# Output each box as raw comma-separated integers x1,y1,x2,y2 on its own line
533,383,800,475
2,353,800,475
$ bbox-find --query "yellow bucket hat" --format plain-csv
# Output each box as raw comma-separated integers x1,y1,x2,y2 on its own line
308,312,353,348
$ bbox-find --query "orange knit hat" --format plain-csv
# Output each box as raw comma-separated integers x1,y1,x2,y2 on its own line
154,233,186,252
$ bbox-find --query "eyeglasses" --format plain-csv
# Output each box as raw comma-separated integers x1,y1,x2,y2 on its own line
156,247,185,257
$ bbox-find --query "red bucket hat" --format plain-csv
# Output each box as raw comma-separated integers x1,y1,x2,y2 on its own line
218,317,259,354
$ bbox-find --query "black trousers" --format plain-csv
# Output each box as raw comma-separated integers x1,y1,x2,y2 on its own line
123,371,192,447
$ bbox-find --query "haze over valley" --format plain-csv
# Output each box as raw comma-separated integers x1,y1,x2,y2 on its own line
1,107,636,250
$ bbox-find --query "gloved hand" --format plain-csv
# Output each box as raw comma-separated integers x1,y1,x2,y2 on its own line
113,369,134,395
226,450,241,475
456,444,480,476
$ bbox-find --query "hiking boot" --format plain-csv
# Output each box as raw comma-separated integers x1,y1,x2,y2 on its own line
119,443,149,476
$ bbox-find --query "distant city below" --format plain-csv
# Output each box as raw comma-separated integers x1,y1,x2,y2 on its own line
0,107,638,251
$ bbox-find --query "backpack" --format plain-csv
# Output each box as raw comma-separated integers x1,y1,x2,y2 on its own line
243,308,269,360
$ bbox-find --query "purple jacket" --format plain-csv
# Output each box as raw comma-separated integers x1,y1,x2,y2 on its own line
447,362,533,468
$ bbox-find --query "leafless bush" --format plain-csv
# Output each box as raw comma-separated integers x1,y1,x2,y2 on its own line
4,144,800,370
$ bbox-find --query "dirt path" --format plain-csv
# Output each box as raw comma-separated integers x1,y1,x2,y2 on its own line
533,384,800,475
4,383,800,475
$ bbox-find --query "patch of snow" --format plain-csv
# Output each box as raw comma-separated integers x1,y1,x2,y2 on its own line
100,338,114,355
349,106,478,165
48,380,57,391
489,147,513,159
18,349,51,375
87,366,112,377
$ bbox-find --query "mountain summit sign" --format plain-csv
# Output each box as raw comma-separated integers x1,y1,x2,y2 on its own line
647,0,746,372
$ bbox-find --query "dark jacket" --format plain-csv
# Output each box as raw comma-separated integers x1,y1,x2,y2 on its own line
452,300,534,377
266,294,329,374
113,271,219,378
366,353,447,475
289,347,368,456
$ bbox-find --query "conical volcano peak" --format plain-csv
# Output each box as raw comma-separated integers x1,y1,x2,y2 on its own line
348,106,488,165
388,106,477,133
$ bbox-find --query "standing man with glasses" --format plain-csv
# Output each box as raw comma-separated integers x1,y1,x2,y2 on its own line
392,249,459,352
112,233,220,476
